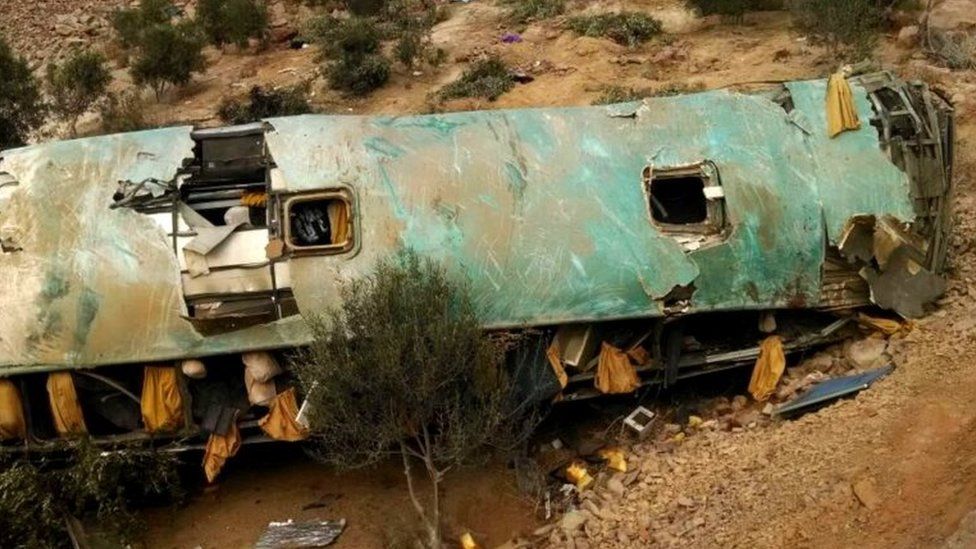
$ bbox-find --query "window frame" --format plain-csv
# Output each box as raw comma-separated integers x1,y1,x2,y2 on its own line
643,162,726,235
282,189,357,256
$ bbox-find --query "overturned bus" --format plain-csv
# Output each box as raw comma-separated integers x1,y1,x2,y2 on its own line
0,71,954,455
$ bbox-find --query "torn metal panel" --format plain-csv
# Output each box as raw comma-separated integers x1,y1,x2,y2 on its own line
0,128,307,373
860,246,946,318
786,79,916,245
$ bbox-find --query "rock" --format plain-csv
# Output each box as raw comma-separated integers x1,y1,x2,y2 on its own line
606,476,626,498
852,478,882,510
677,496,695,508
731,410,760,428
846,338,888,370
897,25,921,49
560,510,589,533
731,395,749,411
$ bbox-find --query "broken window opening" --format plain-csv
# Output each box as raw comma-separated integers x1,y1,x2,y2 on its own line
643,164,726,238
650,176,708,224
284,192,354,254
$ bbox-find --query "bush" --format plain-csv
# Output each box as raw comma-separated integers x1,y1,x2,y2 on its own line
385,0,443,69
312,17,391,95
789,0,884,55
98,91,155,134
293,251,518,547
131,20,207,98
327,53,391,95
566,12,664,46
0,35,46,149
0,444,183,548
592,81,707,104
218,84,313,124
110,0,175,48
438,57,514,102
197,0,269,48
685,0,781,21
504,0,565,23
46,50,112,136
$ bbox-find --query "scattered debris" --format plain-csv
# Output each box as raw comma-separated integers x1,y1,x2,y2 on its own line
254,519,346,549
623,406,655,436
501,33,523,44
775,365,895,417
565,461,594,491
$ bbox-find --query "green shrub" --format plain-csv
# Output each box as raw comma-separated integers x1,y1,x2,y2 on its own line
438,56,514,101
0,444,183,549
131,20,207,98
312,17,391,95
567,12,663,46
46,50,112,136
218,84,313,124
685,0,782,21
385,0,442,68
0,35,46,149
592,81,706,104
504,0,565,23
98,91,155,134
197,0,269,48
789,0,884,56
110,0,175,48
327,53,391,95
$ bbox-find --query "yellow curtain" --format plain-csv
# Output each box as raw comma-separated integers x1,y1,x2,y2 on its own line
826,72,861,138
141,366,184,433
203,421,241,483
240,191,267,207
46,372,87,436
545,340,568,389
748,336,786,401
0,379,26,441
327,200,349,245
594,343,641,395
856,312,909,337
258,388,309,442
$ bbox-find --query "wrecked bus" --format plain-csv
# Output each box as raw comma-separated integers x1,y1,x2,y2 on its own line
0,71,954,453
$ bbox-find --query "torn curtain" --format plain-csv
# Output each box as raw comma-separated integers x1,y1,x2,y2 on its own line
258,388,309,442
0,379,26,440
141,365,184,433
46,372,87,436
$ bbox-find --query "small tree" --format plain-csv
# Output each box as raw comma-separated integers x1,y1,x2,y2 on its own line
110,0,175,48
46,50,111,136
0,35,46,149
437,56,514,102
131,21,207,99
293,251,519,548
197,0,269,48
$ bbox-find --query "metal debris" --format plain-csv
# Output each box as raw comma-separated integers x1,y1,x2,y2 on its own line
254,519,346,549
775,364,894,417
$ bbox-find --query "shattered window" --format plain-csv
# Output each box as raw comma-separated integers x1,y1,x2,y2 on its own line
644,164,726,234
284,191,354,253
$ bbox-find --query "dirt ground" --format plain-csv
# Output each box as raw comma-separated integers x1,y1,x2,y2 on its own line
138,1,976,547
5,0,976,547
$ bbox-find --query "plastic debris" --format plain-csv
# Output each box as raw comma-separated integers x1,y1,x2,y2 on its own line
565,461,594,491
597,447,627,473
